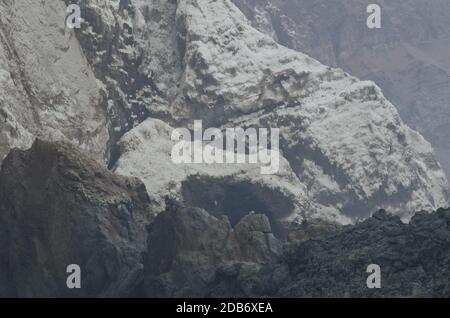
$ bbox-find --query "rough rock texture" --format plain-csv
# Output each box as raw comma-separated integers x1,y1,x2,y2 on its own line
0,140,449,298
113,118,307,225
273,209,450,298
233,0,450,181
0,0,109,163
0,139,154,297
143,197,282,298
1,0,447,223
60,0,156,165
143,205,450,298
111,0,449,223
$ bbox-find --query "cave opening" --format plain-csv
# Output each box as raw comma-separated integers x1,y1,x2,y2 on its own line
180,176,295,239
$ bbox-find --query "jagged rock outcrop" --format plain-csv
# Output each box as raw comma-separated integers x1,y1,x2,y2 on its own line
274,209,450,298
143,197,282,298
0,0,448,299
111,0,448,223
60,0,155,164
0,0,109,163
1,0,448,223
0,139,154,297
0,141,448,298
233,0,450,181
113,118,307,224
143,204,450,298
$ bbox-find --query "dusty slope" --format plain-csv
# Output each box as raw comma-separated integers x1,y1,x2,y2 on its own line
0,0,109,162
113,0,449,222
233,0,450,181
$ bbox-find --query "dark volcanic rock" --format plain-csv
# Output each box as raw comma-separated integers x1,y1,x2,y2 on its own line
212,209,450,298
143,197,282,298
275,209,450,298
1,140,449,298
143,203,450,298
0,139,155,297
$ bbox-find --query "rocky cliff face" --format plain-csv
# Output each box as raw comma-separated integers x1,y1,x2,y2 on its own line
0,140,154,297
144,197,282,297
113,118,308,226
156,207,450,298
233,0,450,181
274,209,450,298
0,140,449,297
0,0,109,163
0,0,448,223
0,0,449,298
111,0,448,222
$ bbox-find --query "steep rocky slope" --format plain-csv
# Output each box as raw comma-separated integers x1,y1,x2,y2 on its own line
0,139,154,297
0,140,448,297
0,0,448,222
0,0,109,163
113,118,308,224
233,0,450,181
110,0,448,222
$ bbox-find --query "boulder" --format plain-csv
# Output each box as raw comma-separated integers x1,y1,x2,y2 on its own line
0,139,155,297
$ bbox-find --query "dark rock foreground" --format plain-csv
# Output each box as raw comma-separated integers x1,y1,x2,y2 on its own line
207,209,450,298
145,204,450,298
0,140,154,297
0,140,449,297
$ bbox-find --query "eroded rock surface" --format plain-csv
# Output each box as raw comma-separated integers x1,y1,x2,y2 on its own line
0,139,154,297
0,0,109,163
1,140,449,298
143,197,282,298
233,0,450,181
143,204,450,298
112,0,449,223
1,0,447,222
0,0,449,298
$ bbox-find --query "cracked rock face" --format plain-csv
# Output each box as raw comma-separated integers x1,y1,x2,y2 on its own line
0,0,109,163
203,208,450,298
142,199,450,298
233,0,450,182
110,0,448,223
0,140,154,297
113,118,307,224
0,0,449,299
0,0,448,223
143,198,282,298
